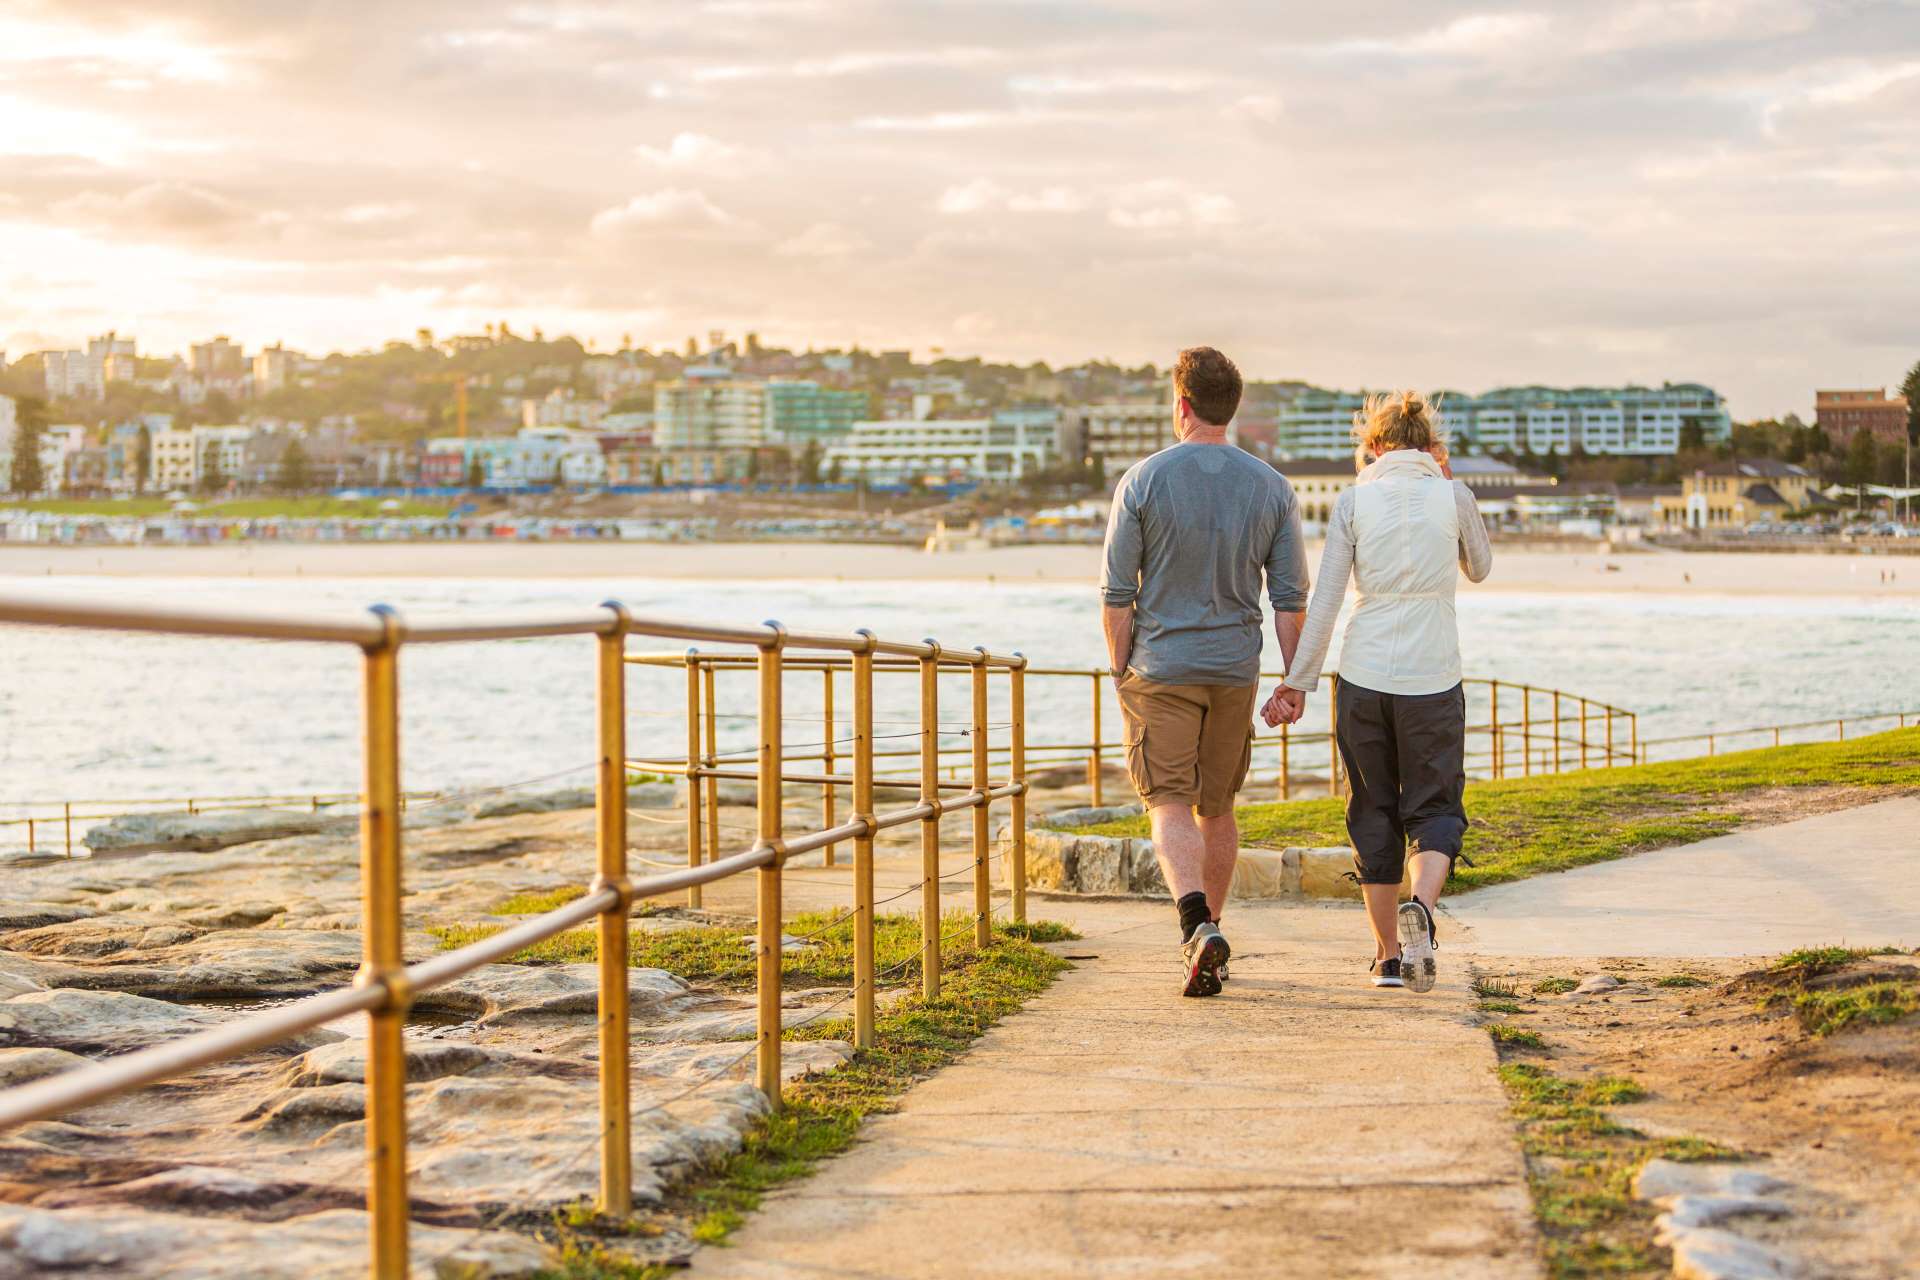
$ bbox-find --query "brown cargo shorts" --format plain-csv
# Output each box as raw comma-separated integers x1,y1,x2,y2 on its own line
1115,671,1258,817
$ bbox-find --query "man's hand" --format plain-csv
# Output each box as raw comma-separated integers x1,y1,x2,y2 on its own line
1261,685,1306,728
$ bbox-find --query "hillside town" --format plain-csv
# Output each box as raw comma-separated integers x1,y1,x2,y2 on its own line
0,328,1914,545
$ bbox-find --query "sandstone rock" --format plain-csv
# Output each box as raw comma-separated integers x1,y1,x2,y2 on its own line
1294,847,1364,899
282,1040,505,1088
38,1164,300,1213
0,1204,550,1278
419,963,689,1026
1573,974,1622,995
0,1046,90,1087
1664,1226,1799,1280
246,1082,367,1131
0,988,345,1057
1635,1159,1790,1201
3,915,203,959
82,810,335,855
0,902,98,933
1656,1194,1792,1232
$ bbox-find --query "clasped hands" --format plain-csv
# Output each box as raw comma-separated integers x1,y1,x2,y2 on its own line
1260,684,1307,728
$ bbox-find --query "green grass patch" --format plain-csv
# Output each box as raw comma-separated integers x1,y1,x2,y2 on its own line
532,917,1072,1276
494,886,591,915
1771,945,1902,976
1654,974,1708,988
1487,1023,1545,1049
1493,1061,1736,1278
1533,977,1578,995
1479,999,1523,1015
430,909,1076,991
1472,977,1521,1000
1074,728,1920,891
1793,980,1920,1036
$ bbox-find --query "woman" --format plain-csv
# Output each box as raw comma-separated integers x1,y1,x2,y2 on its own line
1263,391,1492,991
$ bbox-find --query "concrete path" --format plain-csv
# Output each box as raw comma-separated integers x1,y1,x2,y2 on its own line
1447,796,1920,957
689,896,1539,1279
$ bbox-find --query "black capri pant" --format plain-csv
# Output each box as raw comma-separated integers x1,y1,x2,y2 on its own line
1334,679,1468,885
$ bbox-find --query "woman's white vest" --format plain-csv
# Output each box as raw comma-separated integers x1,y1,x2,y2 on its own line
1339,450,1463,696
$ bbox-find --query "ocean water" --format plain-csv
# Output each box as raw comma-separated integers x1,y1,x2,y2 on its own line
1,575,1916,827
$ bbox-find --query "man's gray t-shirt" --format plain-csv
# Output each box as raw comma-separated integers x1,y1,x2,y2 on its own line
1100,442,1309,686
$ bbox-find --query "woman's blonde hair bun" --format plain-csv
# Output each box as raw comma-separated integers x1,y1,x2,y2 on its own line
1352,389,1445,469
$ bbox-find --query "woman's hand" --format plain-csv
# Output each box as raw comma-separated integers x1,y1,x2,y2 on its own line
1261,685,1306,727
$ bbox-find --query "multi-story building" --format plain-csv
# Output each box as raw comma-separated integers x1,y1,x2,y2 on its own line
765,380,869,447
1653,459,1815,529
823,411,1055,486
522,388,609,430
192,425,250,489
149,427,197,489
1059,397,1178,475
655,375,767,450
191,337,245,380
1274,384,1729,459
252,345,301,395
41,333,137,400
1816,389,1910,446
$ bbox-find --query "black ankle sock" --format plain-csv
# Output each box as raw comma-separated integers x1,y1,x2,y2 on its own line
1176,892,1211,942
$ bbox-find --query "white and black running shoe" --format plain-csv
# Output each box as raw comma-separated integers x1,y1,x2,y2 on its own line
1370,956,1405,988
1216,930,1231,983
1398,898,1438,993
1181,922,1229,998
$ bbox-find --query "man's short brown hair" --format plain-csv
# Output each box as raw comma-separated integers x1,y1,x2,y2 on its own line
1173,347,1242,427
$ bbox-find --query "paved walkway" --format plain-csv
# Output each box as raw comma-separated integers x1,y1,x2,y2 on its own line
1447,796,1920,957
689,896,1539,1279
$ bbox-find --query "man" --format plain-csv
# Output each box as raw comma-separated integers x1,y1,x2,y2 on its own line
1100,347,1310,997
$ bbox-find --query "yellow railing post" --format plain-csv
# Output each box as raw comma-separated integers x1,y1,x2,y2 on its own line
357,606,410,1280
1088,671,1104,806
64,803,72,858
1490,680,1502,780
26,818,33,857
821,666,837,868
1521,685,1533,777
1552,691,1562,772
1009,655,1028,926
685,651,703,910
595,605,634,1217
1631,712,1639,767
971,650,991,950
702,662,720,882
1605,706,1615,767
851,632,877,1050
1579,698,1590,769
755,623,787,1107
919,641,943,1001
1279,724,1291,800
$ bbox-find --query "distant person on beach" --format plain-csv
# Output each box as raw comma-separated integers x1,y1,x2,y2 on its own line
1100,346,1309,997
1267,392,1492,991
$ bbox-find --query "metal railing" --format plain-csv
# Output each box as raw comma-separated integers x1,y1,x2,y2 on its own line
0,593,1031,1279
1634,708,1918,763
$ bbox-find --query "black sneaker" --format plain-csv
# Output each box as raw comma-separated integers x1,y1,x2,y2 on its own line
1370,956,1405,988
1181,922,1228,998
1398,898,1437,993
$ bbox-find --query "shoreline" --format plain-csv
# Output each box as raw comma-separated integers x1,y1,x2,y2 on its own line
1,540,1917,598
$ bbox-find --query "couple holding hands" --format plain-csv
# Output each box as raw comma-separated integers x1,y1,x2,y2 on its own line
1100,346,1492,997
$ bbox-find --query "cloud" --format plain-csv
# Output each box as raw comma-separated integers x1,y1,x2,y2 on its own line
775,221,871,257
937,180,1086,215
634,132,766,176
1108,185,1239,232
51,180,262,237
589,189,741,236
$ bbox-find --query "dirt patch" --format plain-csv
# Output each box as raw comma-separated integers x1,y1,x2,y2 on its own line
1473,950,1920,1278
1710,781,1920,828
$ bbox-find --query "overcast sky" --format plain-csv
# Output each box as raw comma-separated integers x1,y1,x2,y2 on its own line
2,0,1916,418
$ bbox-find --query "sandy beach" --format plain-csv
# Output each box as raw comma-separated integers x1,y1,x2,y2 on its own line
2,540,1918,598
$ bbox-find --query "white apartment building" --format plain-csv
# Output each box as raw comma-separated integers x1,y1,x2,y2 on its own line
150,427,197,488
194,425,250,487
824,413,1054,486
522,388,608,430
1274,384,1730,459
42,333,138,400
1059,398,1181,475
655,377,766,449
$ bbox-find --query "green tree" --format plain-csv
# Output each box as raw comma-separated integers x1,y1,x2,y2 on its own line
8,396,47,495
466,455,485,490
1843,428,1877,486
799,439,823,485
1678,419,1708,452
827,457,843,484
198,443,227,494
280,436,311,492
1902,359,1920,443
134,424,151,495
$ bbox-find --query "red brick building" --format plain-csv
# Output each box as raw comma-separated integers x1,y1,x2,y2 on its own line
1816,389,1910,445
